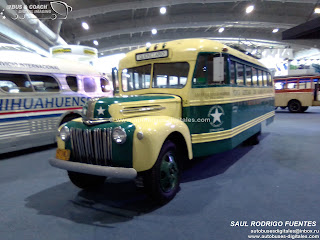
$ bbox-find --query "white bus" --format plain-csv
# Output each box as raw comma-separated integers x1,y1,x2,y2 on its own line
0,45,112,154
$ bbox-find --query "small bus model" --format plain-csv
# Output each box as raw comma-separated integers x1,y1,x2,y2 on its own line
0,44,112,154
50,39,274,204
274,75,320,112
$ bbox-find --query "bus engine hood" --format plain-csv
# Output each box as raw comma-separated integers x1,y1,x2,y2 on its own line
82,94,182,124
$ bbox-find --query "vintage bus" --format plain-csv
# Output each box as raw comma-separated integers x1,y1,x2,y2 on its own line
50,39,274,204
0,44,112,154
274,75,320,112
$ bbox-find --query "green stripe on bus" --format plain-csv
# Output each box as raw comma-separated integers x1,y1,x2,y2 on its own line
192,124,261,157
183,97,274,134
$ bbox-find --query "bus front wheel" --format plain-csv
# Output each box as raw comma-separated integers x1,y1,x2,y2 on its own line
288,100,302,113
143,140,181,205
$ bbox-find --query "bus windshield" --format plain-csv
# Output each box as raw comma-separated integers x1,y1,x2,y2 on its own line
121,64,151,91
121,62,189,91
152,62,189,89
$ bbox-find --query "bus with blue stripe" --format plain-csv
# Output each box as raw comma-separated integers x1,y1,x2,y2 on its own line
0,44,112,154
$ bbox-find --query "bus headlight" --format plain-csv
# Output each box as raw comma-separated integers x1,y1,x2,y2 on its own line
112,127,127,144
59,125,70,142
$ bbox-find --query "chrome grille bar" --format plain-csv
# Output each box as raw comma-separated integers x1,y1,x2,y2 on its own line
70,127,113,166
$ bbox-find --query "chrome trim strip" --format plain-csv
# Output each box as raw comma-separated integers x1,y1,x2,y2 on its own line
83,118,112,126
120,106,165,113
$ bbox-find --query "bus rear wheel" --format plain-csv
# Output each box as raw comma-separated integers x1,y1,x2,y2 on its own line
288,100,302,113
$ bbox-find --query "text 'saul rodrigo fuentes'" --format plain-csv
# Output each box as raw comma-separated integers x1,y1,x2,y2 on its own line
230,220,317,227
231,221,320,239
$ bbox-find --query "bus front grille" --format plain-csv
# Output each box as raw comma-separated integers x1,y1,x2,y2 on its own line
70,128,112,166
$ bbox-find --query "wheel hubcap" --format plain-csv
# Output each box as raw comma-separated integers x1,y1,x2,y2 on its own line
160,151,179,193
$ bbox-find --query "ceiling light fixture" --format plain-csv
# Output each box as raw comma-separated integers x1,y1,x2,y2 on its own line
272,28,279,33
218,27,225,33
93,40,99,46
160,7,166,14
314,7,320,14
151,28,157,35
82,22,89,30
246,5,254,14
146,42,151,47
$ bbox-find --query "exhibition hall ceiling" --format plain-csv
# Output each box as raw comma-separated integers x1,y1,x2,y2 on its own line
1,0,320,56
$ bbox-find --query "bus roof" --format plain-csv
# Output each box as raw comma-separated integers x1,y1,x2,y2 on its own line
0,50,99,76
120,38,266,69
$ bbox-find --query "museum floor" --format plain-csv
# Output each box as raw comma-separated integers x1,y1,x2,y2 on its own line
0,108,319,240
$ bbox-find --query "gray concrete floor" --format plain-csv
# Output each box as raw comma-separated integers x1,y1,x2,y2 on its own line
0,107,320,240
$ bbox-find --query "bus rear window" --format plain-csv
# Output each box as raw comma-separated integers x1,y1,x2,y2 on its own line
0,73,33,93
122,64,151,91
153,62,189,88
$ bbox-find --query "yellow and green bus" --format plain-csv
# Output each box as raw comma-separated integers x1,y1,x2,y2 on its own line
50,39,275,204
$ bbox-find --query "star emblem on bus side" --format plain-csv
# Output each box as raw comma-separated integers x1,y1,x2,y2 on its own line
211,108,223,124
97,106,105,115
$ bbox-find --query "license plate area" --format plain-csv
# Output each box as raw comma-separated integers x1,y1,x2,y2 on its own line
56,149,71,161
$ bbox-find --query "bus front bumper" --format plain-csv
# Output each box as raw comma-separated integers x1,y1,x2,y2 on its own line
49,158,137,179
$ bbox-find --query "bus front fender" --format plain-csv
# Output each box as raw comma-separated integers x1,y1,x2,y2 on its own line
128,116,193,172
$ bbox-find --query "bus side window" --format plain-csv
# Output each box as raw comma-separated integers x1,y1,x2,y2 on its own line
262,71,268,86
267,73,272,86
275,80,286,90
257,70,263,86
193,55,207,85
298,78,311,89
66,76,78,92
83,77,96,92
0,73,33,93
230,60,236,85
100,77,111,92
245,66,252,86
236,63,244,86
287,79,297,89
252,68,258,86
29,75,60,92
193,54,227,86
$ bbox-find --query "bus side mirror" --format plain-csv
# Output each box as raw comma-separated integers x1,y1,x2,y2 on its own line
213,57,224,82
111,67,119,95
